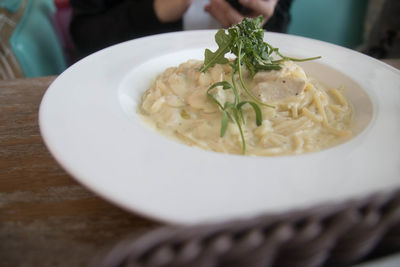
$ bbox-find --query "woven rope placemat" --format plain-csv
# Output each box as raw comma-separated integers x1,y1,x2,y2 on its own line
95,189,400,267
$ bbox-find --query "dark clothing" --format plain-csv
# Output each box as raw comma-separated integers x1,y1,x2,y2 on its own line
265,0,293,33
69,0,181,55
69,0,293,57
362,0,400,59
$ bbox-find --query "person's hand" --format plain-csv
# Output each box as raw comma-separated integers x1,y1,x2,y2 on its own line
205,0,279,28
154,0,193,23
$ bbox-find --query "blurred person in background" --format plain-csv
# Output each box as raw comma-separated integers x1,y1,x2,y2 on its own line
69,0,293,58
361,0,399,59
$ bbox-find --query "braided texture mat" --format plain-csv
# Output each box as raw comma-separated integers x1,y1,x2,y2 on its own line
97,189,400,267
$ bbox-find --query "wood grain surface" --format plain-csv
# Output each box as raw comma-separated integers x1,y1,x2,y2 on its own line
0,77,158,267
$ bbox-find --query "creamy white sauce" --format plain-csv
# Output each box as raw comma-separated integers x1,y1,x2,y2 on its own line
138,60,353,156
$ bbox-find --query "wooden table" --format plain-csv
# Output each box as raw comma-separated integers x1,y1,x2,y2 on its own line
1,59,399,267
0,77,159,267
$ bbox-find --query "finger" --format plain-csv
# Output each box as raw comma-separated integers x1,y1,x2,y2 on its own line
239,0,277,19
174,0,194,18
154,0,193,22
205,0,231,28
223,0,245,25
206,0,243,28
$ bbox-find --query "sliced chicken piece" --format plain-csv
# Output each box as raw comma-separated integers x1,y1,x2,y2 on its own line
253,69,282,83
253,77,306,102
252,61,307,102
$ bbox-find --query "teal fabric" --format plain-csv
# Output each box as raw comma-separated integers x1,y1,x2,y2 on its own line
288,0,369,49
0,0,23,13
9,0,67,77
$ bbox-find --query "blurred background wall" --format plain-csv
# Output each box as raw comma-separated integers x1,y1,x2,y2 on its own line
0,0,398,78
288,0,369,49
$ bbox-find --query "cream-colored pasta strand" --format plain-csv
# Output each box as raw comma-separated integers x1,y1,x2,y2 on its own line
275,117,312,136
302,107,321,123
314,92,329,127
298,84,314,109
325,126,352,137
325,106,335,123
293,134,304,152
329,104,346,114
290,104,299,118
330,87,347,106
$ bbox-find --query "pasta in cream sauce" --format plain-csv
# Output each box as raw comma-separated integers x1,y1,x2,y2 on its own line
138,60,353,156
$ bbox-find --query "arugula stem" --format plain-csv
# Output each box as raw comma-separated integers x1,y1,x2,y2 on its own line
237,43,275,108
231,108,246,155
272,56,322,64
230,69,245,124
237,120,246,155
265,42,322,63
231,69,238,105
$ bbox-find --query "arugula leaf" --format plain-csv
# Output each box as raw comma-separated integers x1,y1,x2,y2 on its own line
200,30,232,72
237,101,262,126
206,70,255,155
206,81,231,105
220,110,229,137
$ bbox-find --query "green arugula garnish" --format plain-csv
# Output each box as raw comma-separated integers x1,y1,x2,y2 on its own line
206,79,262,155
201,16,321,155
